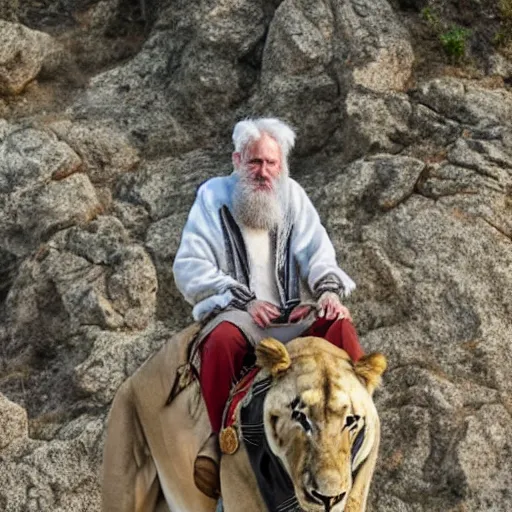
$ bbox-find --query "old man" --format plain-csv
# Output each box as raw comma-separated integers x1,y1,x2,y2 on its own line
173,117,364,498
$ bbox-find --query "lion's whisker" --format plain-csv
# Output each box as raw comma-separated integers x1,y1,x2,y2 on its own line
277,495,298,508
240,435,259,446
277,497,300,512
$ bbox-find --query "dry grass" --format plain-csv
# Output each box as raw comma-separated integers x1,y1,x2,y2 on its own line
500,0,512,19
495,0,512,50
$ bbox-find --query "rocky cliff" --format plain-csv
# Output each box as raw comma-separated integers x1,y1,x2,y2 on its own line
1,0,511,510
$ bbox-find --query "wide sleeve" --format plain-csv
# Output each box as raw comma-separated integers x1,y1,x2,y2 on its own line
290,183,356,299
172,183,253,321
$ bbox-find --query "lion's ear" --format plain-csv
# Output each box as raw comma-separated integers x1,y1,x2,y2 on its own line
354,353,387,395
256,338,291,376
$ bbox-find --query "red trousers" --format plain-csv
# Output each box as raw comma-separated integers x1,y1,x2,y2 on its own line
199,318,364,433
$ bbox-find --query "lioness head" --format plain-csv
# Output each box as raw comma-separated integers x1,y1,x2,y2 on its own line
256,336,386,512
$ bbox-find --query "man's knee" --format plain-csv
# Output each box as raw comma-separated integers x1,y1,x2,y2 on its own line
201,321,248,358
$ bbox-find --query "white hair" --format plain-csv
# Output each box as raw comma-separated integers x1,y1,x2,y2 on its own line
232,117,296,162
231,118,295,233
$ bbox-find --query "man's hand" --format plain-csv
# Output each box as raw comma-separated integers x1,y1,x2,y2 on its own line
247,300,281,328
288,304,314,323
317,292,352,322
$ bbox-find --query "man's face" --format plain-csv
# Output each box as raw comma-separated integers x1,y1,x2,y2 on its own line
234,133,282,192
232,133,286,230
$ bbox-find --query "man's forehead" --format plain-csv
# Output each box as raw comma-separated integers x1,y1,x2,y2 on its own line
246,133,281,156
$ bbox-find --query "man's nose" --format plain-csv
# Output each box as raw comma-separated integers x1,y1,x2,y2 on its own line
255,162,271,178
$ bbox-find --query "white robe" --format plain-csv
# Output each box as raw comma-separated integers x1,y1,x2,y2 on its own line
173,173,356,321
241,227,281,306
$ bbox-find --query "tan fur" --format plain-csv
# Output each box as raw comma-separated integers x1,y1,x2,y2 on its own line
355,353,387,396
225,336,386,512
103,330,385,512
256,337,291,376
102,323,217,512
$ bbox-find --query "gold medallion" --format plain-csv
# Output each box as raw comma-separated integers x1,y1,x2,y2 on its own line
219,426,239,455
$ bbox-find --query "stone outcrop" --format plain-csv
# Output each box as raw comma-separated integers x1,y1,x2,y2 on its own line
0,21,60,95
0,414,104,512
0,393,28,449
48,121,140,186
6,216,158,358
0,0,511,511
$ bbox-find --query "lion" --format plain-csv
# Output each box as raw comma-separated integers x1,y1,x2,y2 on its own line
102,326,386,512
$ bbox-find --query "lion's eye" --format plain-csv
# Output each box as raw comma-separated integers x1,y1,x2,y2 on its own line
292,410,312,433
345,415,360,429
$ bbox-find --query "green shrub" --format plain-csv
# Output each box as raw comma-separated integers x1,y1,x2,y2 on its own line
421,7,472,62
495,0,512,48
421,6,441,30
439,26,472,59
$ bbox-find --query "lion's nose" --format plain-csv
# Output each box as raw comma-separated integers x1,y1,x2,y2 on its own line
310,490,346,510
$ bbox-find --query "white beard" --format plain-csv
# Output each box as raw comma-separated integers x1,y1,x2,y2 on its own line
232,171,287,231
